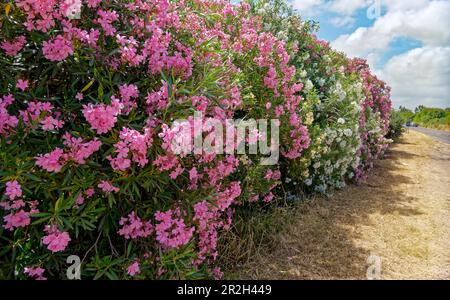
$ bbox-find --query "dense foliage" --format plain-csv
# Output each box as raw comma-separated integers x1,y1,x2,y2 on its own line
398,106,450,131
0,0,391,279
387,110,404,141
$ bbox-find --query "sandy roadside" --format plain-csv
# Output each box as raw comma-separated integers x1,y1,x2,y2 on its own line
233,130,450,279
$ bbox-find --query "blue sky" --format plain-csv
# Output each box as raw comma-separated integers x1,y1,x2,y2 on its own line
314,6,377,41
291,0,450,109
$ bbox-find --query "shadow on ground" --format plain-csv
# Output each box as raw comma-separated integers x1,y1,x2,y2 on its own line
228,134,431,279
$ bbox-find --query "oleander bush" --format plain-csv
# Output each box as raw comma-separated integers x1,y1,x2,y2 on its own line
0,0,391,280
387,110,404,141
251,0,391,191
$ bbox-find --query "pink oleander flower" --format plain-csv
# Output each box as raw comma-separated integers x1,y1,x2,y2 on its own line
82,99,121,134
108,127,153,171
74,194,85,207
1,36,26,56
96,9,119,37
63,132,102,164
119,84,139,101
40,116,64,131
191,96,209,112
1,198,36,211
42,35,74,61
78,28,100,47
188,167,201,190
16,79,29,92
7,199,26,210
73,187,96,208
156,267,166,277
263,66,278,90
116,35,145,67
85,188,95,197
153,154,179,172
215,181,241,212
127,261,140,276
16,0,57,32
212,267,223,280
263,192,274,203
118,84,139,114
42,225,71,253
19,101,54,125
154,209,194,250
5,180,22,200
118,212,152,239
87,0,102,8
193,201,224,263
0,95,19,136
3,210,30,231
24,267,47,280
146,81,169,113
264,169,281,180
283,122,311,159
169,165,184,179
75,92,84,100
35,148,66,172
98,180,119,193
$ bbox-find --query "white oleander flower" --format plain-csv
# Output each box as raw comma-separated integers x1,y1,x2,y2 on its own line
305,79,313,91
344,129,353,137
299,70,307,78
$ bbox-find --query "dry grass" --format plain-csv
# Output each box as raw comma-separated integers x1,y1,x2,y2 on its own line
224,131,450,279
424,124,450,132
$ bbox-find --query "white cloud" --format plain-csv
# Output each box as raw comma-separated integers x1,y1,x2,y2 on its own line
332,1,450,58
376,47,450,109
292,0,370,25
292,0,325,15
330,15,356,27
328,0,370,16
329,0,450,108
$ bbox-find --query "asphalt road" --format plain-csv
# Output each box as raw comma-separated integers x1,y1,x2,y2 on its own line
407,127,450,144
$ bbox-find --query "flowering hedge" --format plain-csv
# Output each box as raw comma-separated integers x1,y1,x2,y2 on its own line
0,0,391,280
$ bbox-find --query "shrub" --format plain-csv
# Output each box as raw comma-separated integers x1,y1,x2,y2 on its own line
0,0,391,279
387,110,404,141
251,0,392,191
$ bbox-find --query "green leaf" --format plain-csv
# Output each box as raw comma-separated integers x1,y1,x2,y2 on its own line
81,80,95,92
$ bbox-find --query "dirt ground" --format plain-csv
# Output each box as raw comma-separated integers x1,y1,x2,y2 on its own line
233,130,450,279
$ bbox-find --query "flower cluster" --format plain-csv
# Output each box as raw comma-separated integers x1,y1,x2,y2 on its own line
108,127,153,171
154,209,195,250
97,180,119,194
24,267,46,280
42,225,71,253
82,99,122,134
42,35,74,61
118,212,153,239
35,133,101,172
1,181,39,231
1,36,26,56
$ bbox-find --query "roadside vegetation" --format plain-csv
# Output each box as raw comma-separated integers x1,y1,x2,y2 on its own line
398,106,450,132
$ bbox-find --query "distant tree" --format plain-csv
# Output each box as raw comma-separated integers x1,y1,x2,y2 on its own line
399,106,411,112
415,105,425,113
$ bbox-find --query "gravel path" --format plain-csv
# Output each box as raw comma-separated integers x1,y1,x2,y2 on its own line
232,131,450,279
